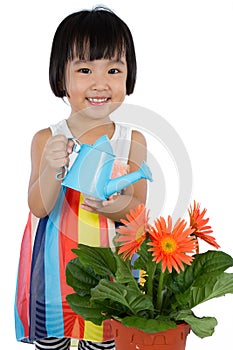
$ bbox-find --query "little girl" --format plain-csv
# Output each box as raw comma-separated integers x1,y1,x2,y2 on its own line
15,6,148,350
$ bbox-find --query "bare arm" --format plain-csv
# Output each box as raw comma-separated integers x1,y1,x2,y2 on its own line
81,130,148,221
28,128,73,218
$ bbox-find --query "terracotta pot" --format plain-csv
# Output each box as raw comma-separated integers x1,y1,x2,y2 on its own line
110,319,190,350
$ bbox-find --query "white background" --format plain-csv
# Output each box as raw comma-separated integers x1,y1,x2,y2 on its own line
0,0,233,349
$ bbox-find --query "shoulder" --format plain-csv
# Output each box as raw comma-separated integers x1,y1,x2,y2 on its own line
31,127,52,152
131,129,147,146
33,127,52,140
128,129,147,163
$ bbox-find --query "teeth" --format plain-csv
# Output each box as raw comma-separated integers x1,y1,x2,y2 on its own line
88,98,108,103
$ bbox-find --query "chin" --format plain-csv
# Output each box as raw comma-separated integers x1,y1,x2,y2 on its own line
83,102,122,119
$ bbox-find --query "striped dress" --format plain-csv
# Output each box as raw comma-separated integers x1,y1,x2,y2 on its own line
15,120,132,344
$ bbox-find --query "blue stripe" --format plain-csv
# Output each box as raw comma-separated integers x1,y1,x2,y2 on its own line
14,276,25,341
29,216,49,340
44,189,66,337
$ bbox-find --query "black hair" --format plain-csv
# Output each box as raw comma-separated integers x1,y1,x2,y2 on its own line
49,6,137,97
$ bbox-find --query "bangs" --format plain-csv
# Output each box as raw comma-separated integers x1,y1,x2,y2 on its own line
71,35,125,61
68,12,126,61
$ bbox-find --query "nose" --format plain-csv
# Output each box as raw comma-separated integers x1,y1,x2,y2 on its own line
91,72,109,91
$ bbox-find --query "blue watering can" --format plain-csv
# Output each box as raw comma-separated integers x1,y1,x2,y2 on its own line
58,135,153,200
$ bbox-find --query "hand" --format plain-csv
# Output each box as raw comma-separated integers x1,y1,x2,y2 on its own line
80,194,117,213
44,135,74,170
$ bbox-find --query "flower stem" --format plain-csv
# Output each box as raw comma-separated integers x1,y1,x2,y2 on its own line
157,271,165,312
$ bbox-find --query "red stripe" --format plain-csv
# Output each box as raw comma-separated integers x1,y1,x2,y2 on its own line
58,189,84,338
16,212,32,338
99,215,110,246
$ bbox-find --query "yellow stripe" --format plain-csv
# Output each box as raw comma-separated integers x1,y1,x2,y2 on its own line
78,194,100,246
83,321,103,341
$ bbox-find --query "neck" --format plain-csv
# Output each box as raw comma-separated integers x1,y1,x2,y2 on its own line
67,113,115,144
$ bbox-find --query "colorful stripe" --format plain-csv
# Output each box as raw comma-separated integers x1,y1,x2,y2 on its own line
30,215,49,340
15,188,115,343
59,188,84,338
44,189,65,337
83,321,104,342
78,194,101,246
15,212,33,340
99,215,110,246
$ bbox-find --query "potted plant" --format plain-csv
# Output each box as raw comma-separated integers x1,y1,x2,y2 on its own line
66,201,233,349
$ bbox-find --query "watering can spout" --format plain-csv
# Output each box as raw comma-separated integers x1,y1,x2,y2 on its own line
105,161,153,198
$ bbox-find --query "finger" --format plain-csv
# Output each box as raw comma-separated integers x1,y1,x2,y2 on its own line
46,138,68,155
49,157,69,169
51,134,69,147
49,149,69,159
80,204,96,212
102,198,114,207
83,195,100,202
83,199,99,208
67,139,75,154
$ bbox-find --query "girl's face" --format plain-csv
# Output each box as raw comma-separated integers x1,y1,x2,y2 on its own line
65,55,128,119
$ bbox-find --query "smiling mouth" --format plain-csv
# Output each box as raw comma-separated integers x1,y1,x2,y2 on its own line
87,97,110,105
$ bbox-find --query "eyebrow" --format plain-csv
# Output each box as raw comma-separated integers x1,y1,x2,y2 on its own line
72,58,126,66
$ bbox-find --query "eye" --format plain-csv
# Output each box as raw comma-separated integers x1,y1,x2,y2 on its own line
78,68,91,74
108,68,120,74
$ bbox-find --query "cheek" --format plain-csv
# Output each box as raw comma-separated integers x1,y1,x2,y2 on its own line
66,78,84,98
120,82,127,97
65,66,82,96
122,75,128,94
115,78,127,95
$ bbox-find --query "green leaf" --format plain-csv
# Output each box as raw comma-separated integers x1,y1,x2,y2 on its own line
115,254,139,288
121,316,177,333
126,288,154,315
72,244,117,276
168,250,233,294
133,239,152,271
168,251,233,310
174,310,217,338
91,279,154,316
174,272,233,309
66,293,104,325
91,279,128,307
66,258,101,296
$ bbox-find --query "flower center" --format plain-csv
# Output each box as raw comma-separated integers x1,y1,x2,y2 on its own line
161,237,177,253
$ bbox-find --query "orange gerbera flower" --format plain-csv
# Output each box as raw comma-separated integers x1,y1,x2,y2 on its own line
189,201,220,249
148,216,197,273
115,203,150,260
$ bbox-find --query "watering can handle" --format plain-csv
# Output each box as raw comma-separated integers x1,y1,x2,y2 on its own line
55,138,81,180
56,165,68,180
70,137,82,152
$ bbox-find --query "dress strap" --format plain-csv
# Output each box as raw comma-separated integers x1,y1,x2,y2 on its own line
111,123,132,164
50,119,73,138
